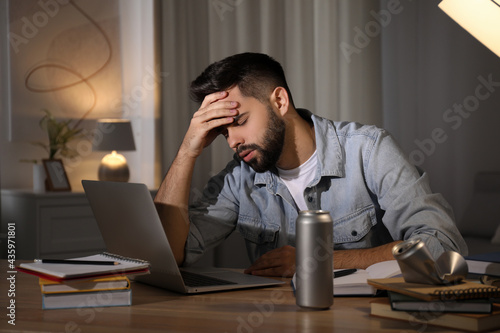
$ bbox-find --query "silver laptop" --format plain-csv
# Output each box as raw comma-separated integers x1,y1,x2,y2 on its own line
82,180,283,294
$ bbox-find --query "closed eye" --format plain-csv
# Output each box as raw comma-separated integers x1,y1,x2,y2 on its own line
233,113,249,126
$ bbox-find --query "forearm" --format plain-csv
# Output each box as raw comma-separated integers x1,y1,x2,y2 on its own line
154,91,238,265
154,149,196,265
333,241,401,270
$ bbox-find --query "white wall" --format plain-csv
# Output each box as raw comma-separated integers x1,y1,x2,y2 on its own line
0,0,158,192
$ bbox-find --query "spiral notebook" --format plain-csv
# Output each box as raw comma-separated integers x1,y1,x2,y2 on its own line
17,253,150,282
367,277,500,301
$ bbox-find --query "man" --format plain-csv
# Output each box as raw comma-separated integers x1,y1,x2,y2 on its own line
154,52,467,277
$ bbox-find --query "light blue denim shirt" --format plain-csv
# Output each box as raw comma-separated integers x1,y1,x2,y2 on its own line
184,109,467,265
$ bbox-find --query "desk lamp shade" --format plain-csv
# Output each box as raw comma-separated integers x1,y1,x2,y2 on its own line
439,0,500,57
93,119,136,182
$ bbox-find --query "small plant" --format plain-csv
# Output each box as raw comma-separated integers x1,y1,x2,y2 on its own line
22,109,83,162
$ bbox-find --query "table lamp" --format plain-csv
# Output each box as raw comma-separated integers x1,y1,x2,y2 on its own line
93,119,136,182
439,0,500,57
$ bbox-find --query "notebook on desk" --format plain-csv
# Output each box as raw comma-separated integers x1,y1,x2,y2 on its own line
82,180,283,294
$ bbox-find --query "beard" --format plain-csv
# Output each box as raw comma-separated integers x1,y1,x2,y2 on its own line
236,105,285,173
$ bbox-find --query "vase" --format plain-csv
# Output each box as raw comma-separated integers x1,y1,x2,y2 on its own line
33,164,46,192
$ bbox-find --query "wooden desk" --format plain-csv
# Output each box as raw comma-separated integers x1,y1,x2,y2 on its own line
0,261,464,332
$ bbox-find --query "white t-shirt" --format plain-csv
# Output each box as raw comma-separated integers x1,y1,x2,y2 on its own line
277,150,318,211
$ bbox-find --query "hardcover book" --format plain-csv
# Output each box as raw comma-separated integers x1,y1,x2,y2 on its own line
371,298,500,332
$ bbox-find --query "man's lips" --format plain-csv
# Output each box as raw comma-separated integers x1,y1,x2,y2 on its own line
239,149,255,162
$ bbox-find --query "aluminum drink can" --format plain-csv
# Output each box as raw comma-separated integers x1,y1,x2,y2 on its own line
392,239,442,284
295,210,333,309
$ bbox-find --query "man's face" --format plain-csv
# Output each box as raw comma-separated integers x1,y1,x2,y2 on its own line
222,87,285,173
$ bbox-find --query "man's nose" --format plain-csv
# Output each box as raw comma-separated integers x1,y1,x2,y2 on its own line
226,127,243,150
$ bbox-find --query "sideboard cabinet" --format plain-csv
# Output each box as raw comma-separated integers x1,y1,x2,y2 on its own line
1,189,106,260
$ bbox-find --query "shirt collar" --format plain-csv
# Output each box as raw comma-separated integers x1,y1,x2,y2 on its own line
254,109,345,188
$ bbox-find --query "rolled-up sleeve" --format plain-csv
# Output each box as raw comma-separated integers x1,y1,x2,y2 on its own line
365,130,468,258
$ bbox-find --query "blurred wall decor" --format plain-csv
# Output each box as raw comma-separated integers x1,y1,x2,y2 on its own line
6,0,123,142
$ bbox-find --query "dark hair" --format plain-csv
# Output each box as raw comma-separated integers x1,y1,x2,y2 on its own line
190,52,294,106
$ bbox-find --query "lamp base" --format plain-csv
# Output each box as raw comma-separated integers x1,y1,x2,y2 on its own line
98,151,130,182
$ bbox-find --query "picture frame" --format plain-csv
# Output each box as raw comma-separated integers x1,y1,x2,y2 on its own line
43,159,71,192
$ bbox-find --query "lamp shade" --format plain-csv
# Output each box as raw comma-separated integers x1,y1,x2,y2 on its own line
439,0,500,57
93,119,136,152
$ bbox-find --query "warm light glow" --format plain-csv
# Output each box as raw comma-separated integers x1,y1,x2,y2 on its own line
98,151,130,182
101,150,127,167
439,0,500,57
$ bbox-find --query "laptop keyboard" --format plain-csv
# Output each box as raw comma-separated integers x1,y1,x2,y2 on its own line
181,270,237,287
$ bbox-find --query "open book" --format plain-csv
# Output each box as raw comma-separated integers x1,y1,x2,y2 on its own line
334,260,401,295
291,260,402,296
17,253,150,282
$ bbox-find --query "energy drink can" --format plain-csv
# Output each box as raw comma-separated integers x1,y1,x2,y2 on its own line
295,210,333,309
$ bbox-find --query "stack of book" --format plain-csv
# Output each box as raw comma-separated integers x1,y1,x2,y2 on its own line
367,277,500,332
16,253,150,310
39,275,132,310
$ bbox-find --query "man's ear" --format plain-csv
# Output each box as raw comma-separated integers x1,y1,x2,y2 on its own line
270,87,290,116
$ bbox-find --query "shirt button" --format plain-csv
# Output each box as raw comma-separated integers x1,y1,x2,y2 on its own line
351,230,358,237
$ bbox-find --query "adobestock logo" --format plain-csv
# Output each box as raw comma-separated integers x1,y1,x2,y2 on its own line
211,0,246,22
228,290,285,333
9,0,70,54
113,64,169,118
409,74,500,166
340,0,410,64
